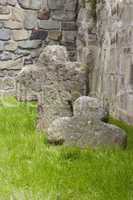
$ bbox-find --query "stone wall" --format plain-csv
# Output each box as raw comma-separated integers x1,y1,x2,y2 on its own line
93,0,133,124
0,0,78,95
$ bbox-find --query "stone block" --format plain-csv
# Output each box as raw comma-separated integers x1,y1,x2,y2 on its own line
48,31,61,41
18,40,41,49
12,7,25,22
0,52,12,61
0,5,10,14
62,31,76,43
12,30,30,41
15,48,30,56
4,20,23,29
0,29,10,40
0,58,23,70
48,0,64,10
64,0,77,11
0,6,11,20
24,11,37,30
18,0,42,10
30,29,48,40
3,78,15,90
5,41,18,51
61,22,77,30
51,10,76,21
39,20,61,30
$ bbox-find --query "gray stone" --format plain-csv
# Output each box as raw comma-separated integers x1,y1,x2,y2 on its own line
5,41,18,51
94,0,133,125
4,20,23,29
48,0,77,11
12,30,30,41
0,52,12,61
18,0,41,10
3,78,15,90
18,40,41,49
0,6,12,20
61,22,77,31
0,29,10,41
48,96,127,149
51,10,76,21
62,31,76,44
24,11,37,30
39,20,61,30
0,6,10,14
0,59,23,70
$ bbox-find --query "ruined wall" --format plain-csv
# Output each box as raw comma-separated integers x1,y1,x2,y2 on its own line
93,0,133,124
0,0,78,95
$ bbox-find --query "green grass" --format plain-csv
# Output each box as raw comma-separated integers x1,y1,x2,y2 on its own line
0,97,133,199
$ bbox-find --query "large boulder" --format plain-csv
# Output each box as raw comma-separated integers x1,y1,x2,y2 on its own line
48,96,127,148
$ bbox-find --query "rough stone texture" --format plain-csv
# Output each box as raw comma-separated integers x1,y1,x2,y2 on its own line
76,2,97,93
16,45,88,129
48,96,127,148
92,0,133,125
0,0,78,96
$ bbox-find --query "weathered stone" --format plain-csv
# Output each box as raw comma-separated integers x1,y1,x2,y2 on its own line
0,52,12,61
39,20,61,30
48,96,127,149
0,29,10,41
0,5,10,14
62,31,76,44
3,78,15,90
24,11,37,30
12,7,24,22
4,20,23,29
94,0,133,125
0,58,23,70
18,40,41,49
51,10,76,21
15,48,30,56
12,30,30,41
48,31,61,41
73,96,107,121
5,41,17,51
61,22,77,31
18,0,41,10
0,6,11,20
30,29,48,40
48,0,64,10
48,0,77,11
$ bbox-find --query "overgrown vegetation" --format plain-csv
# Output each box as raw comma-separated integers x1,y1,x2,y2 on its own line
0,97,133,199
